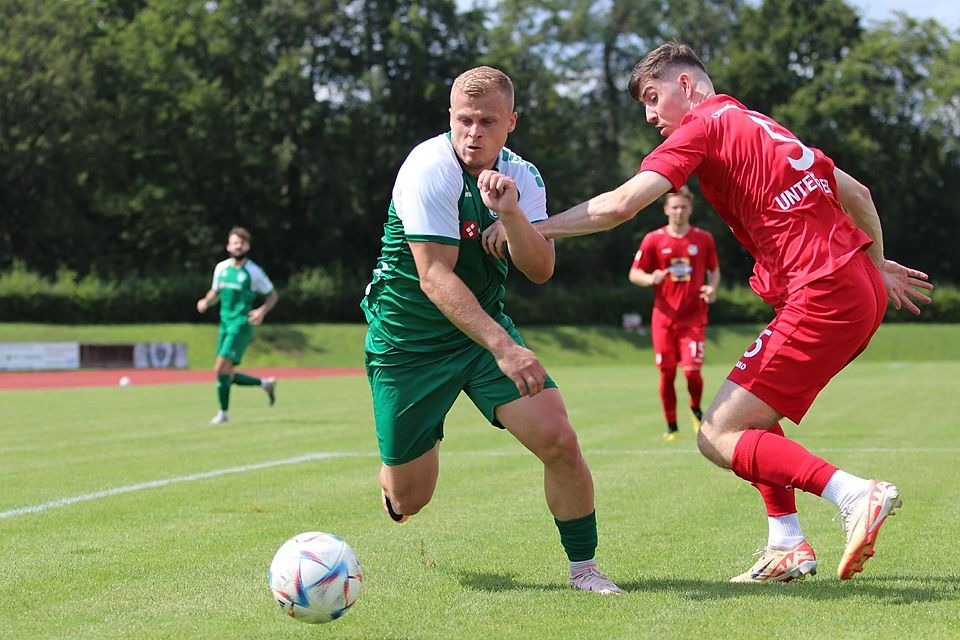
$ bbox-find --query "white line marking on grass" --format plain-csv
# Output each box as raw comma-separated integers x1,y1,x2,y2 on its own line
4,446,957,521
0,452,368,521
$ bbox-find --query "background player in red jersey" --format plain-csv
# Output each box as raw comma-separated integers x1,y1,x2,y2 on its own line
629,186,719,440
534,42,933,582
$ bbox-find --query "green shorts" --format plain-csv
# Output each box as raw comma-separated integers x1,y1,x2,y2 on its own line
365,323,557,466
217,325,254,365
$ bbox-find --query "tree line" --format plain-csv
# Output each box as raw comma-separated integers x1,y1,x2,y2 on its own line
1,0,957,296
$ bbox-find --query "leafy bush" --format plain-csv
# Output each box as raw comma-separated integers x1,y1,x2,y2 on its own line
0,264,209,323
0,265,953,325
268,266,368,323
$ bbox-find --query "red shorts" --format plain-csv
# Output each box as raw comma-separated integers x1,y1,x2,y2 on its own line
652,322,705,371
727,252,886,424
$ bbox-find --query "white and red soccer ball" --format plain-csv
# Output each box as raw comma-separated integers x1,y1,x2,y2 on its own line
268,531,363,624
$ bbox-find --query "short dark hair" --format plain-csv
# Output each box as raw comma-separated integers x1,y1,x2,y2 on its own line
628,42,707,101
228,226,251,243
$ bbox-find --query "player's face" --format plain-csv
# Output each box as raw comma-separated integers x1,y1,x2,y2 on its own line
449,89,517,176
663,195,693,227
639,73,693,138
226,234,250,260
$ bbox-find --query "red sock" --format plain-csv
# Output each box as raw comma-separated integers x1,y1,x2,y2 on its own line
659,368,677,424
684,369,703,410
750,424,796,516
731,427,837,496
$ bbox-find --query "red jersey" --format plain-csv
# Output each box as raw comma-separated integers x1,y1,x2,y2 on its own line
634,226,718,328
640,95,871,307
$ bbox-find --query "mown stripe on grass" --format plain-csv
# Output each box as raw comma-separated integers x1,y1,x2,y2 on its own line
0,452,368,520
3,447,958,520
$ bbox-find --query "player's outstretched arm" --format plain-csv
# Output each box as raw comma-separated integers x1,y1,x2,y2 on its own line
477,170,555,284
410,240,547,396
536,171,673,240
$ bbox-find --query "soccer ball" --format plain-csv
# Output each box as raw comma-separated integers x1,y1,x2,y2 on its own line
268,531,363,624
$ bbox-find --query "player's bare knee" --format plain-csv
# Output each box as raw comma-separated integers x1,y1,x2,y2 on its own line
696,426,712,456
696,422,722,464
390,490,430,516
539,426,581,467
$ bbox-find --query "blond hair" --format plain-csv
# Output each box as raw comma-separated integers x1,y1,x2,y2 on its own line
628,42,707,102
664,185,694,205
451,66,514,110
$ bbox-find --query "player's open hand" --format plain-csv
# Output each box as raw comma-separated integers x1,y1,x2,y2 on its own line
880,259,933,315
496,344,547,397
481,220,508,258
478,170,520,216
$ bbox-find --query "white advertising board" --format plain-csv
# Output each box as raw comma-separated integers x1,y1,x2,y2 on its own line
0,342,81,371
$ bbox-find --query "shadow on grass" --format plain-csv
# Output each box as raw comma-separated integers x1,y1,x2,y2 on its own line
458,570,567,593
258,325,313,356
459,571,958,604
615,575,959,604
530,327,648,358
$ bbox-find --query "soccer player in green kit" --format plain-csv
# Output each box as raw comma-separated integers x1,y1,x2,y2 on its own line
196,227,279,425
361,67,621,594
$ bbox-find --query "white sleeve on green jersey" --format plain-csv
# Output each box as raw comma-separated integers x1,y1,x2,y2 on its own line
211,259,231,291
498,146,547,222
392,135,464,241
244,260,275,294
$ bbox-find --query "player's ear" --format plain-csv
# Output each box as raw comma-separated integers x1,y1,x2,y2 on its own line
508,111,517,133
678,72,692,98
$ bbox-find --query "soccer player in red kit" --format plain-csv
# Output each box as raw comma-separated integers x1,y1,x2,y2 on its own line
533,42,933,582
629,185,719,440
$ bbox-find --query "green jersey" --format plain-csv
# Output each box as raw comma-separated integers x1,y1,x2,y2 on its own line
211,258,274,332
361,132,547,353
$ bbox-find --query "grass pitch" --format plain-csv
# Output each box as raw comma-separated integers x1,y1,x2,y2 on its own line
1,325,959,639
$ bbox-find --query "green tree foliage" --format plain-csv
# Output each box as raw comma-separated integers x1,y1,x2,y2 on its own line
690,0,867,283
775,15,960,278
481,0,703,285
712,0,862,114
1,0,486,283
0,0,111,274
0,0,956,308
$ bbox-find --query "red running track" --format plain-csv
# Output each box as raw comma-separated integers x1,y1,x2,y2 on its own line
0,367,363,391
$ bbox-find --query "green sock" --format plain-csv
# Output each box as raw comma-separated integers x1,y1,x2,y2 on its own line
233,372,261,386
555,510,598,562
216,374,232,410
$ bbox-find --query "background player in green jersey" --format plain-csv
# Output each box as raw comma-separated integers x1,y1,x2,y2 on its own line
196,226,279,425
361,67,621,594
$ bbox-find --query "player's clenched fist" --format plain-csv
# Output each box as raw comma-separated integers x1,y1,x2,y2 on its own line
478,170,521,216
